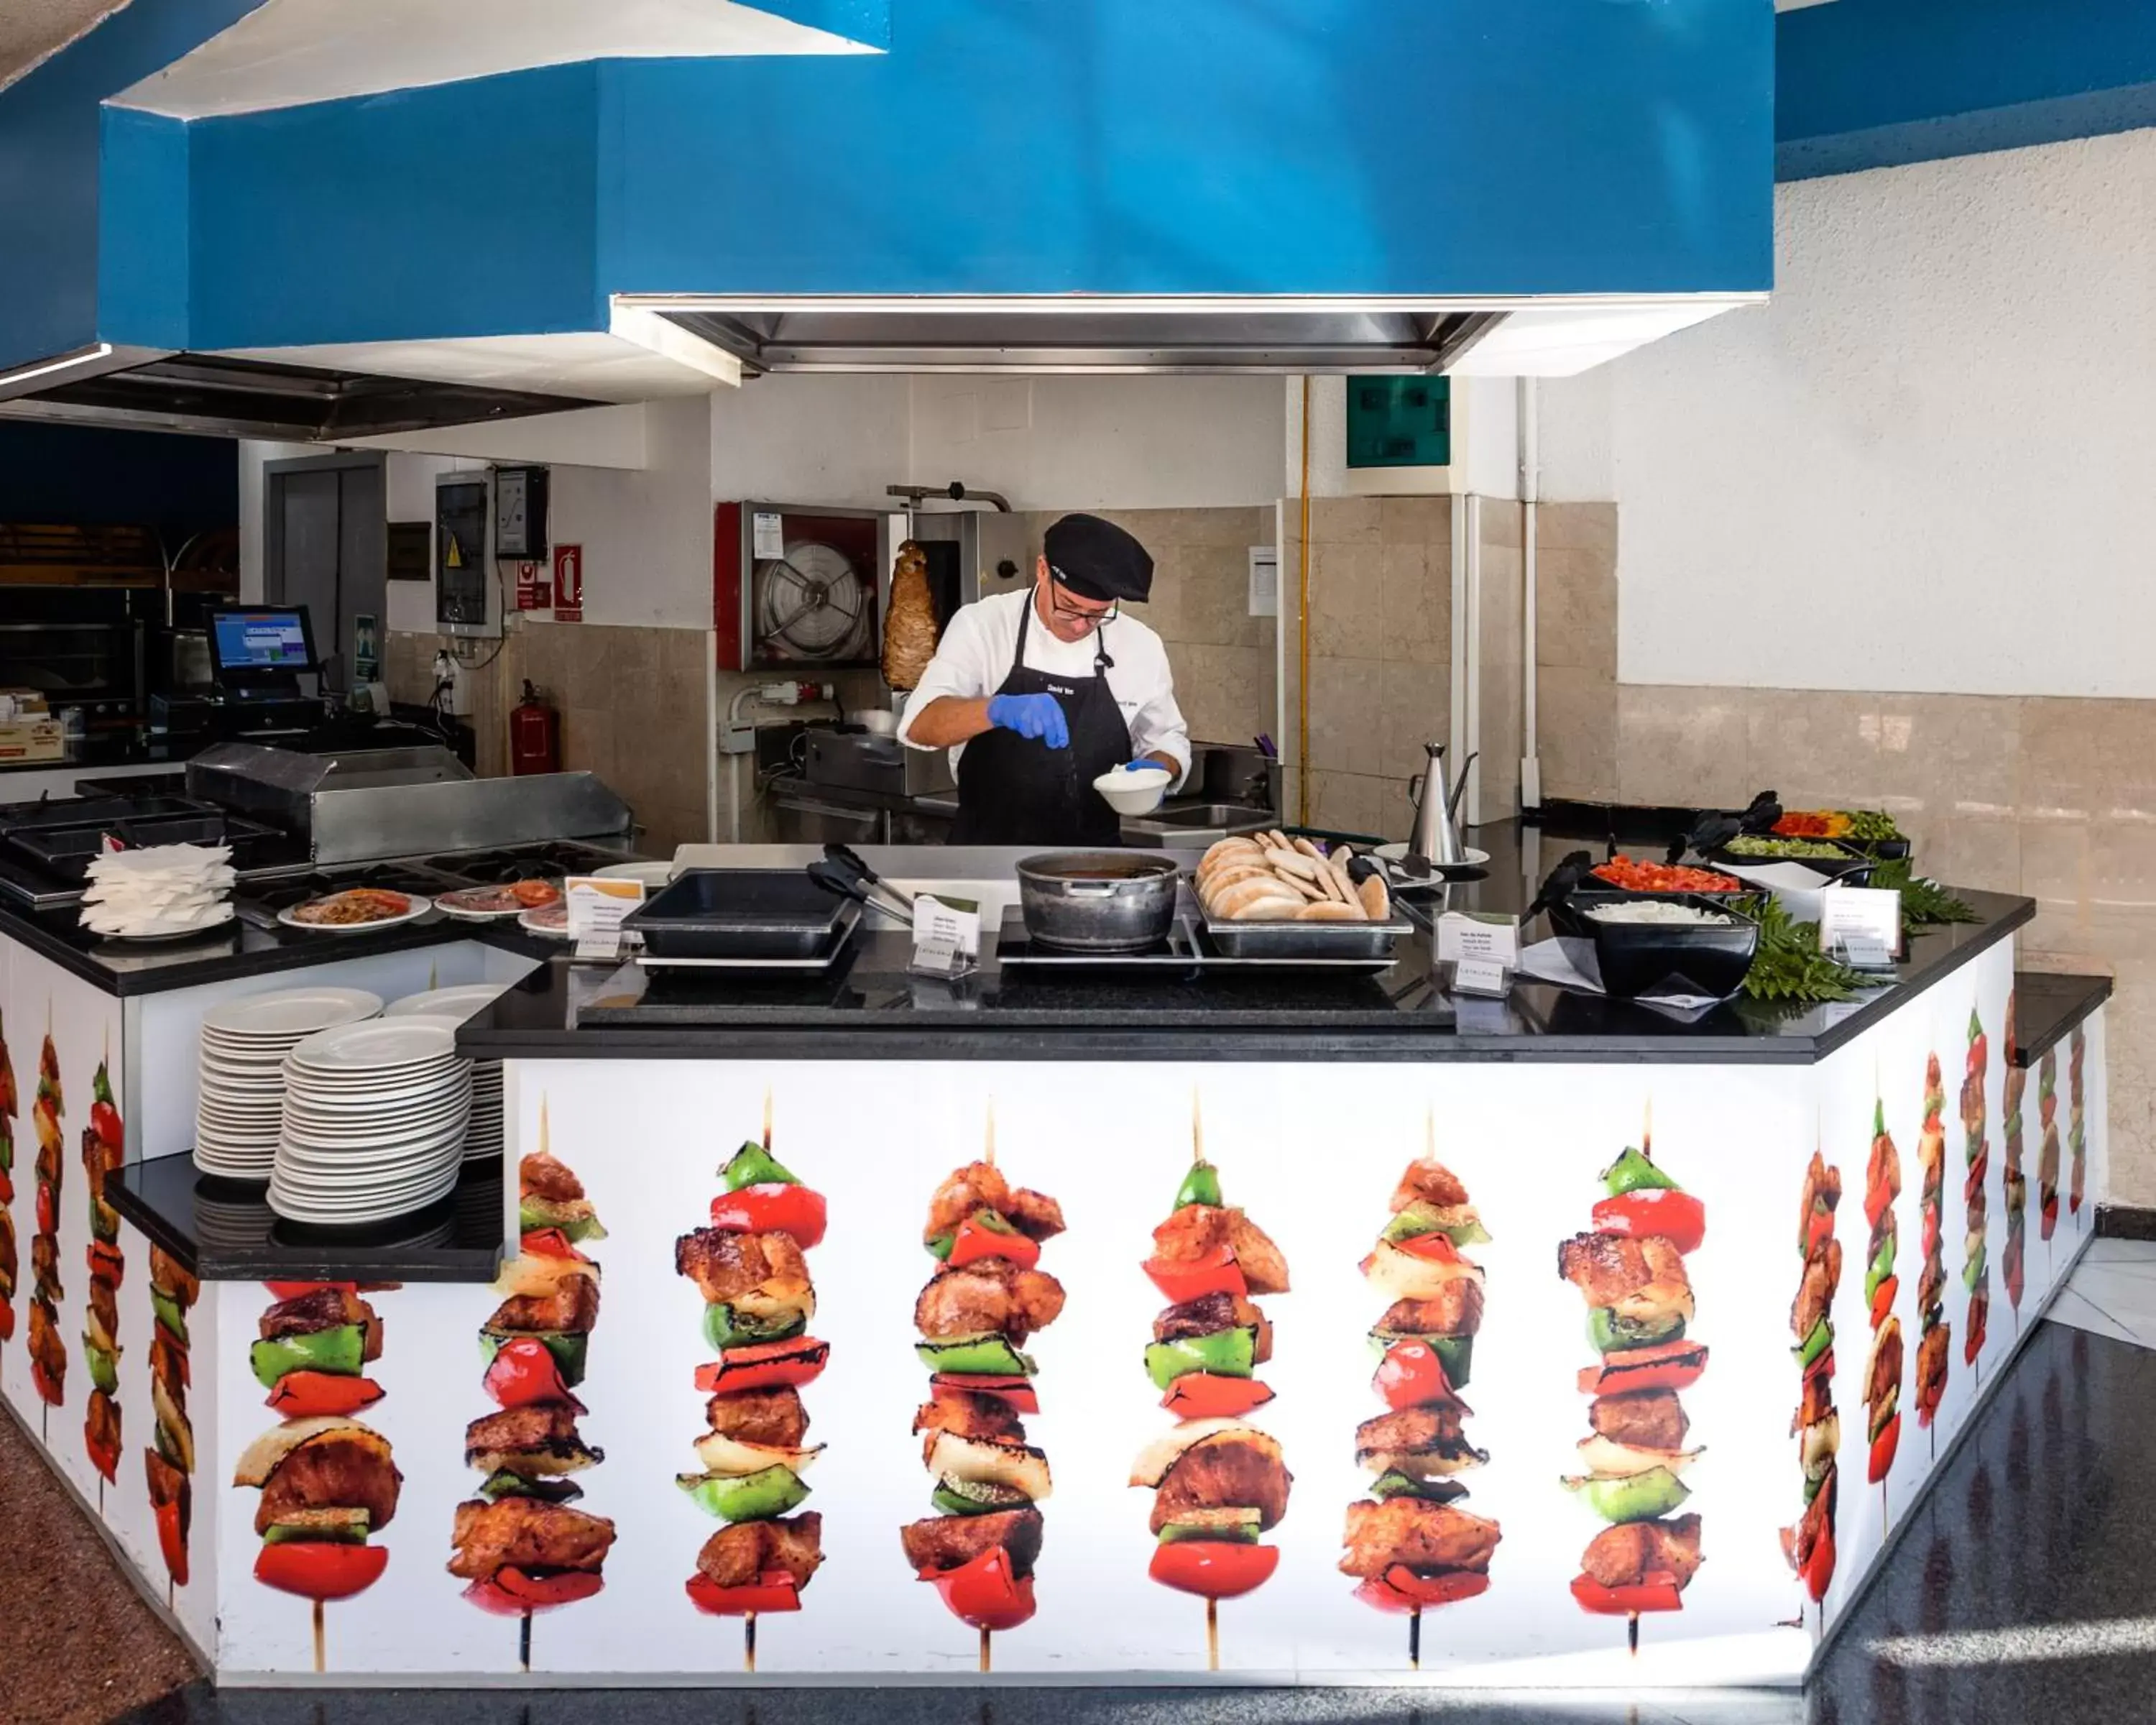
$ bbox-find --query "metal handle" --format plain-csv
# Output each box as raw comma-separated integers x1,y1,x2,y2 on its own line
1060,881,1123,898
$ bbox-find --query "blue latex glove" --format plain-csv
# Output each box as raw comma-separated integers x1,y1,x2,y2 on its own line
1115,760,1169,775
986,693,1069,750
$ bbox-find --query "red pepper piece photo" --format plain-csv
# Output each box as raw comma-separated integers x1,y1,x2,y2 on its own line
265,1281,357,1299
91,1100,122,1149
483,1336,588,1412
1576,1339,1709,1397
36,1182,57,1237
694,1337,829,1395
464,1567,605,1615
1803,1524,1837,1603
921,1545,1038,1632
931,1374,1040,1416
685,1570,801,1616
0,1167,12,1205
517,1228,591,1261
1869,1275,1899,1327
1869,1415,1900,1483
947,1217,1040,1272
0,1296,13,1343
86,1429,119,1484
1141,1245,1246,1305
30,1358,61,1407
254,1540,388,1601
1393,1232,1472,1266
1373,1338,1468,1414
1590,1189,1708,1256
1161,1373,1275,1420
1570,1571,1685,1615
267,1369,385,1420
708,1184,828,1251
1147,1540,1281,1600
1354,1565,1491,1613
154,1497,189,1588
87,1241,124,1286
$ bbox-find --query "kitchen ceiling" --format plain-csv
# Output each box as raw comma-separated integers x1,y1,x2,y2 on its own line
0,0,131,91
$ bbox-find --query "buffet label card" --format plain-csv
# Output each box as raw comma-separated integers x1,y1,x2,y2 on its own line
913,893,981,959
566,875,645,962
1437,910,1521,968
1450,955,1514,998
1818,884,1902,969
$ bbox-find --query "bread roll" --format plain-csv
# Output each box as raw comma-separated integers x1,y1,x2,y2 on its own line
1295,900,1366,921
1358,875,1391,921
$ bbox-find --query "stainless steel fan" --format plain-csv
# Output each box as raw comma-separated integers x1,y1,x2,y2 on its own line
752,540,875,663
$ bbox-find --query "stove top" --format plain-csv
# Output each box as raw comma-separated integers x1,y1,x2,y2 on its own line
423,841,632,883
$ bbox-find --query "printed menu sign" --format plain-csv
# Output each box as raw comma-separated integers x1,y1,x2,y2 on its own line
564,875,645,960
1818,883,1902,969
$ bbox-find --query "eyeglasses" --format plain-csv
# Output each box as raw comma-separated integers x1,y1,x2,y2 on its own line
1044,579,1118,630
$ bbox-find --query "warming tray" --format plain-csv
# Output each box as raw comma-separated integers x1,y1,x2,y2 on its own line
623,868,853,960
636,901,862,970
997,908,1406,973
1197,901,1415,961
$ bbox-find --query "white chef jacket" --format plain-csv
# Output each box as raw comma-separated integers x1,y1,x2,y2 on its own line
897,586,1191,784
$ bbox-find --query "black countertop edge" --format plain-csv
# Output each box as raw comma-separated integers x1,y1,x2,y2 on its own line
107,1152,507,1284
4,907,553,998
2012,968,2114,1068
459,896,2036,1065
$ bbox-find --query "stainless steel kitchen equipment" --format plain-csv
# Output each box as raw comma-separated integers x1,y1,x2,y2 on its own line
625,869,855,960
1015,851,1179,952
185,740,633,864
1407,743,1476,867
884,501,1031,644
802,730,952,799
714,502,887,673
1198,898,1414,961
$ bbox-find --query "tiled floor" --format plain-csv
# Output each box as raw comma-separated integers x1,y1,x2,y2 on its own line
19,1251,2156,1725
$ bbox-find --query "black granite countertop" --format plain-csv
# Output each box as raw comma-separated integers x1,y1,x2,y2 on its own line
2012,970,2113,1067
459,823,2035,1064
106,1151,506,1282
0,894,554,997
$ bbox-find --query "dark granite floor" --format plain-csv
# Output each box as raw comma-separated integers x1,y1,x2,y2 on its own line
17,1313,2156,1725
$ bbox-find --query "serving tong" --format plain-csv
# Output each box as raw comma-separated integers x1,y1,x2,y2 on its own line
806,842,917,924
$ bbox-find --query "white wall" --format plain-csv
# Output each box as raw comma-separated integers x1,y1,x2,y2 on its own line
710,374,1287,512
1565,126,2156,697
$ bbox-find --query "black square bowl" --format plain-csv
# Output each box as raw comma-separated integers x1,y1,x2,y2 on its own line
1572,896,1761,1001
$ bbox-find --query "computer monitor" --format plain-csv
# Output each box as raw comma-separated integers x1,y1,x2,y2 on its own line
208,606,318,680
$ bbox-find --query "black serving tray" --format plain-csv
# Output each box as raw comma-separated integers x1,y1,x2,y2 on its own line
1573,896,1762,1001
1703,839,1879,885
623,868,852,959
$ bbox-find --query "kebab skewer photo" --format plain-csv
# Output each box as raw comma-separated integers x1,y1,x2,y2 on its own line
0,1009,17,1364
2037,1048,2061,1244
1961,1008,1991,1376
2069,1026,2088,1228
29,1026,65,1427
1782,1150,1842,1624
1558,1113,1709,1655
2001,990,2028,1315
451,1136,617,1672
236,1279,403,1672
676,1096,828,1671
900,1119,1066,1670
144,1244,199,1604
1861,1095,1904,1532
1342,1133,1501,1670
1130,1102,1291,1670
1913,1053,1950,1450
80,1053,124,1499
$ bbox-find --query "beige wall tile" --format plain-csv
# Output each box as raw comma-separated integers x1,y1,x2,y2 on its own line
2020,696,2156,822
1535,546,1617,678
1616,685,1756,806
1309,768,1384,837
1380,496,1450,547
1379,540,1450,668
1743,689,1887,808
1309,542,1384,658
1378,660,1449,784
1537,668,1618,801
1904,814,2021,897
1874,694,2019,819
1480,498,1523,550
1172,643,1272,749
1537,501,1618,564
1307,656,1384,774
1173,543,1262,648
1308,497,1381,546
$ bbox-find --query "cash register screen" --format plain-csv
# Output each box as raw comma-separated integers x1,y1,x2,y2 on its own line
211,608,316,676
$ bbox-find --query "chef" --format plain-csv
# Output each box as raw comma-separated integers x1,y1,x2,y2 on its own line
898,512,1190,845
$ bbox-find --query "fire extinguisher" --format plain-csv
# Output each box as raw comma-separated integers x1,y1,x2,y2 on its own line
509,680,560,776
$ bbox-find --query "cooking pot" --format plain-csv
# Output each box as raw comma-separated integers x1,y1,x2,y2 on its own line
1015,852,1179,952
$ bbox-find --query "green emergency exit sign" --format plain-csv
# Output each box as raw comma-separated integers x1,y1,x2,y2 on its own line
1345,376,1451,469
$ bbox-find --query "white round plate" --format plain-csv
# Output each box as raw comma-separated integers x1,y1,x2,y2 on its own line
282,1110,469,1147
275,1151,462,1192
275,894,432,934
269,1174,457,1225
1374,841,1491,869
518,903,571,938
203,988,384,1039
433,883,561,921
384,983,508,1022
287,1017,460,1072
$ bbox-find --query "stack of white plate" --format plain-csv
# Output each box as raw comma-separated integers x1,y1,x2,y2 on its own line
269,1016,471,1226
386,983,507,1163
195,988,384,1178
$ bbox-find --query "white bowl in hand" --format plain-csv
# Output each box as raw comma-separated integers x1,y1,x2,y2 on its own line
1093,763,1173,816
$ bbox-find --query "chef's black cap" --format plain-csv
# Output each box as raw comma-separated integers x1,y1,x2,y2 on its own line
1044,513,1153,604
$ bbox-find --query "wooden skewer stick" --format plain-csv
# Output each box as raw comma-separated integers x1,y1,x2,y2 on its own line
1205,1598,1219,1671
762,1088,774,1153
312,1600,326,1673
984,1100,996,1169
1408,1604,1422,1671
1192,1090,1204,1165
519,1611,533,1673
1626,1610,1639,1657
980,1626,992,1673
1424,1100,1436,1163
1641,1095,1653,1159
744,1612,757,1673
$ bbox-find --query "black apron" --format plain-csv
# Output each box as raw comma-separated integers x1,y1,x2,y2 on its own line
949,594,1133,847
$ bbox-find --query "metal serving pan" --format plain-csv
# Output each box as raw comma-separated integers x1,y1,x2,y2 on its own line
622,868,852,960
1198,901,1415,961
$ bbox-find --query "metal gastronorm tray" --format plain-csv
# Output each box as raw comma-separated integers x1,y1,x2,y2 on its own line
622,868,851,959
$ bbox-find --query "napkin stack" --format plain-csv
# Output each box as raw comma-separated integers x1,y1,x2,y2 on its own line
79,844,237,939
